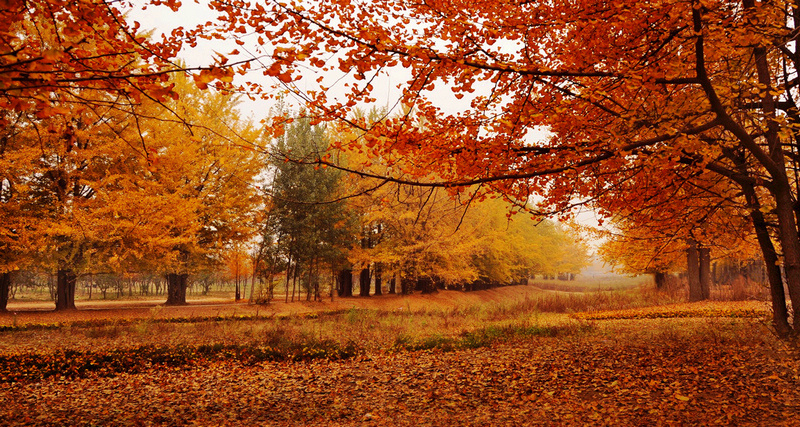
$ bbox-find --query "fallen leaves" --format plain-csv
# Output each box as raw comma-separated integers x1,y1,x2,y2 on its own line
0,316,798,426
571,301,770,321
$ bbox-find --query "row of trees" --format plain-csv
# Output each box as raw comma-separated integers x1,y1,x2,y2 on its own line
1,62,263,309
253,111,588,303
190,0,800,336
1,92,588,309
0,1,588,311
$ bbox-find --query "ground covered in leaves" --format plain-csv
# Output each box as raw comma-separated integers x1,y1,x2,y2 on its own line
1,289,799,426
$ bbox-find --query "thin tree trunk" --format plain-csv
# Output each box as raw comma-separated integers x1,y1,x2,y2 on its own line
728,146,792,334
285,257,292,303
374,263,383,296
748,20,800,331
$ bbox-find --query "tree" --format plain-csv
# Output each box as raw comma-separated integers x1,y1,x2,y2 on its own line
0,0,234,310
598,168,763,300
144,75,263,305
201,0,800,335
267,113,356,302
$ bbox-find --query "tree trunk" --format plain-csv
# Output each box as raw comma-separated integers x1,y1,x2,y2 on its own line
687,240,703,302
730,149,792,334
165,273,188,305
55,269,77,310
415,276,436,294
400,275,414,294
388,274,396,294
654,272,666,289
745,190,791,335
699,247,711,300
771,186,800,331
374,263,383,296
338,269,353,297
359,267,370,297
0,272,10,312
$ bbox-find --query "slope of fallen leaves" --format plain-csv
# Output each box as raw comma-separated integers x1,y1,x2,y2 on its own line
1,319,799,426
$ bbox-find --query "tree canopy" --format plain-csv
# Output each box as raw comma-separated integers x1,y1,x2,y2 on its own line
185,0,800,334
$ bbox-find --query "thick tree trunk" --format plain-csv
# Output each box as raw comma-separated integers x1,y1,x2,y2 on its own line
699,247,711,300
374,263,383,296
0,272,10,311
654,272,667,289
55,269,77,310
165,273,188,305
359,267,370,297
687,240,703,302
388,274,396,294
338,269,353,297
771,188,800,331
415,276,437,294
400,275,414,294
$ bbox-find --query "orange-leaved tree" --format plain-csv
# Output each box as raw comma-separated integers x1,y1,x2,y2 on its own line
200,0,800,335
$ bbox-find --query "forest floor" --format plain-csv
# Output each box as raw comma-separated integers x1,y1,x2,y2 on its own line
1,284,799,426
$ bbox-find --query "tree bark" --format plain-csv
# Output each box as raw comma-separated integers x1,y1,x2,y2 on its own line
745,190,791,335
687,240,703,302
374,263,383,296
699,247,712,300
337,269,353,297
55,269,77,310
400,275,414,294
654,272,667,289
388,274,396,294
415,276,437,294
770,186,800,331
359,267,370,297
0,272,10,312
165,273,188,305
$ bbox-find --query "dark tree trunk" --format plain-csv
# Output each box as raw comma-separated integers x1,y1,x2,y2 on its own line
388,274,396,294
165,273,188,305
374,263,383,296
687,239,704,302
0,272,10,311
400,275,414,295
743,181,792,335
654,272,667,289
699,247,712,300
771,186,800,331
55,269,77,310
749,26,800,331
359,267,370,297
415,276,437,294
338,269,353,297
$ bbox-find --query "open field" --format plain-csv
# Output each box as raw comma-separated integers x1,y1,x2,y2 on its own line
1,284,798,426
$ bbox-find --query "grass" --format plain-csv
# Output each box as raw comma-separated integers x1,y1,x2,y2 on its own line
0,277,784,384
2,278,797,426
